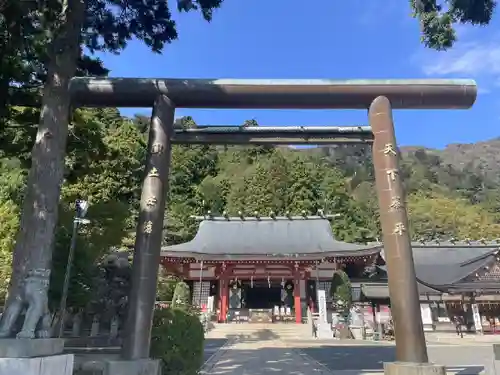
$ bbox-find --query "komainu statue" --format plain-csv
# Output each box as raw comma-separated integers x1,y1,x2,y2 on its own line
0,268,52,339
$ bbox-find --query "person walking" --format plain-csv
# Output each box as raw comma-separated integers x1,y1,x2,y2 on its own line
453,315,464,338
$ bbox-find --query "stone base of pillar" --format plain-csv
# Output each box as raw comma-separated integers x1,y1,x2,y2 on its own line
0,338,73,375
384,362,446,375
492,344,500,374
103,359,161,375
0,354,74,375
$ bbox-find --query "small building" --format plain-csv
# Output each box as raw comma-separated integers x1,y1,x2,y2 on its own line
411,242,500,333
160,215,500,332
358,242,500,333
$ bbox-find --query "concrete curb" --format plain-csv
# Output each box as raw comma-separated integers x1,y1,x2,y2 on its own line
290,347,335,375
281,339,334,375
199,338,236,375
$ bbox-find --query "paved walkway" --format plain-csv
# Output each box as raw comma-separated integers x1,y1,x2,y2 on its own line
200,337,489,375
201,325,491,375
200,338,332,375
426,332,500,346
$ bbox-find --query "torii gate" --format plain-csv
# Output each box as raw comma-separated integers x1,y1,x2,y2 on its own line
70,78,476,371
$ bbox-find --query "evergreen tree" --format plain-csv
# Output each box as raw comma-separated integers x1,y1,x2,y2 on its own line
172,281,191,310
242,152,289,214
6,0,225,311
165,117,219,244
286,155,322,214
330,270,352,318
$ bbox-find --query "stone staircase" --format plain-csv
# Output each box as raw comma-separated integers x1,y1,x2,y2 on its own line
206,323,313,341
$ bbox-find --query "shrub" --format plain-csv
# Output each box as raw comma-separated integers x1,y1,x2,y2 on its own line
150,307,205,375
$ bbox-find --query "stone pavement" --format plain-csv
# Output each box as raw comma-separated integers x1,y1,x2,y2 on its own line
202,324,492,375
200,338,333,375
300,343,489,375
200,337,490,375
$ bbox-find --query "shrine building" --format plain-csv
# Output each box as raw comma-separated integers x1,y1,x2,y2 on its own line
160,214,383,323
160,214,500,332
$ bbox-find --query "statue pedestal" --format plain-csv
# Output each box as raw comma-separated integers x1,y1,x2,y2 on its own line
492,344,500,374
0,339,74,375
384,362,446,375
103,359,161,375
350,326,365,340
316,322,333,339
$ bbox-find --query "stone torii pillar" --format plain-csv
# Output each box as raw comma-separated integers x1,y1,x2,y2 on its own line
119,95,175,369
370,96,443,375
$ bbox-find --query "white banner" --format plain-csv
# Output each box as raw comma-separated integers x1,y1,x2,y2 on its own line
420,303,433,325
317,289,328,323
471,304,483,333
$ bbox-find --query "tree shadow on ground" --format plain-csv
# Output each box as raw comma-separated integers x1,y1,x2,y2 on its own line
223,328,280,343
201,343,486,375
200,346,321,375
299,345,486,375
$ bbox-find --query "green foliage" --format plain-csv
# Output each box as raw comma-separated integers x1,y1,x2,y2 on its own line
151,307,204,375
157,270,180,302
410,0,496,50
0,158,26,204
2,0,226,312
172,281,191,309
0,107,144,309
0,199,19,303
165,117,219,244
407,191,500,240
49,201,132,310
2,106,500,313
330,270,352,316
45,108,146,309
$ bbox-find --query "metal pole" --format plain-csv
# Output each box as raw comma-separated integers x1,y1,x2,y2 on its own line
198,260,204,307
57,218,79,338
369,96,428,363
122,95,175,360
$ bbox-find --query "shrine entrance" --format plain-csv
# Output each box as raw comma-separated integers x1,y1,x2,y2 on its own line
243,280,283,309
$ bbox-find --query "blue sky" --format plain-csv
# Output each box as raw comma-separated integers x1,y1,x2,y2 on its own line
97,0,500,149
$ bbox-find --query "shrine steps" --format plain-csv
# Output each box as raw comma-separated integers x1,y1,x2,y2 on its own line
205,322,313,341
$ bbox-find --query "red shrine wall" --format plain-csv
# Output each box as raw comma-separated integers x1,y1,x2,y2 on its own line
160,258,378,325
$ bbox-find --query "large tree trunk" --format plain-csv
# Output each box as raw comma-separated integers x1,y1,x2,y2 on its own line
4,0,85,311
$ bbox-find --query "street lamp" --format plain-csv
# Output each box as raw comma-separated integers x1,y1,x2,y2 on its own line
57,199,90,338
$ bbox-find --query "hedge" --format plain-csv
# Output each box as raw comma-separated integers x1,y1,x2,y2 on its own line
150,307,205,375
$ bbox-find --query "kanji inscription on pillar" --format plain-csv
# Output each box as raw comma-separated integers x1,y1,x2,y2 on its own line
383,143,397,156
151,143,164,154
148,167,159,178
146,197,158,207
143,220,153,234
393,223,406,236
389,196,404,212
387,169,399,181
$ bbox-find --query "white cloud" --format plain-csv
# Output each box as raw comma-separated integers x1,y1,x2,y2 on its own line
414,35,500,94
421,42,500,76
